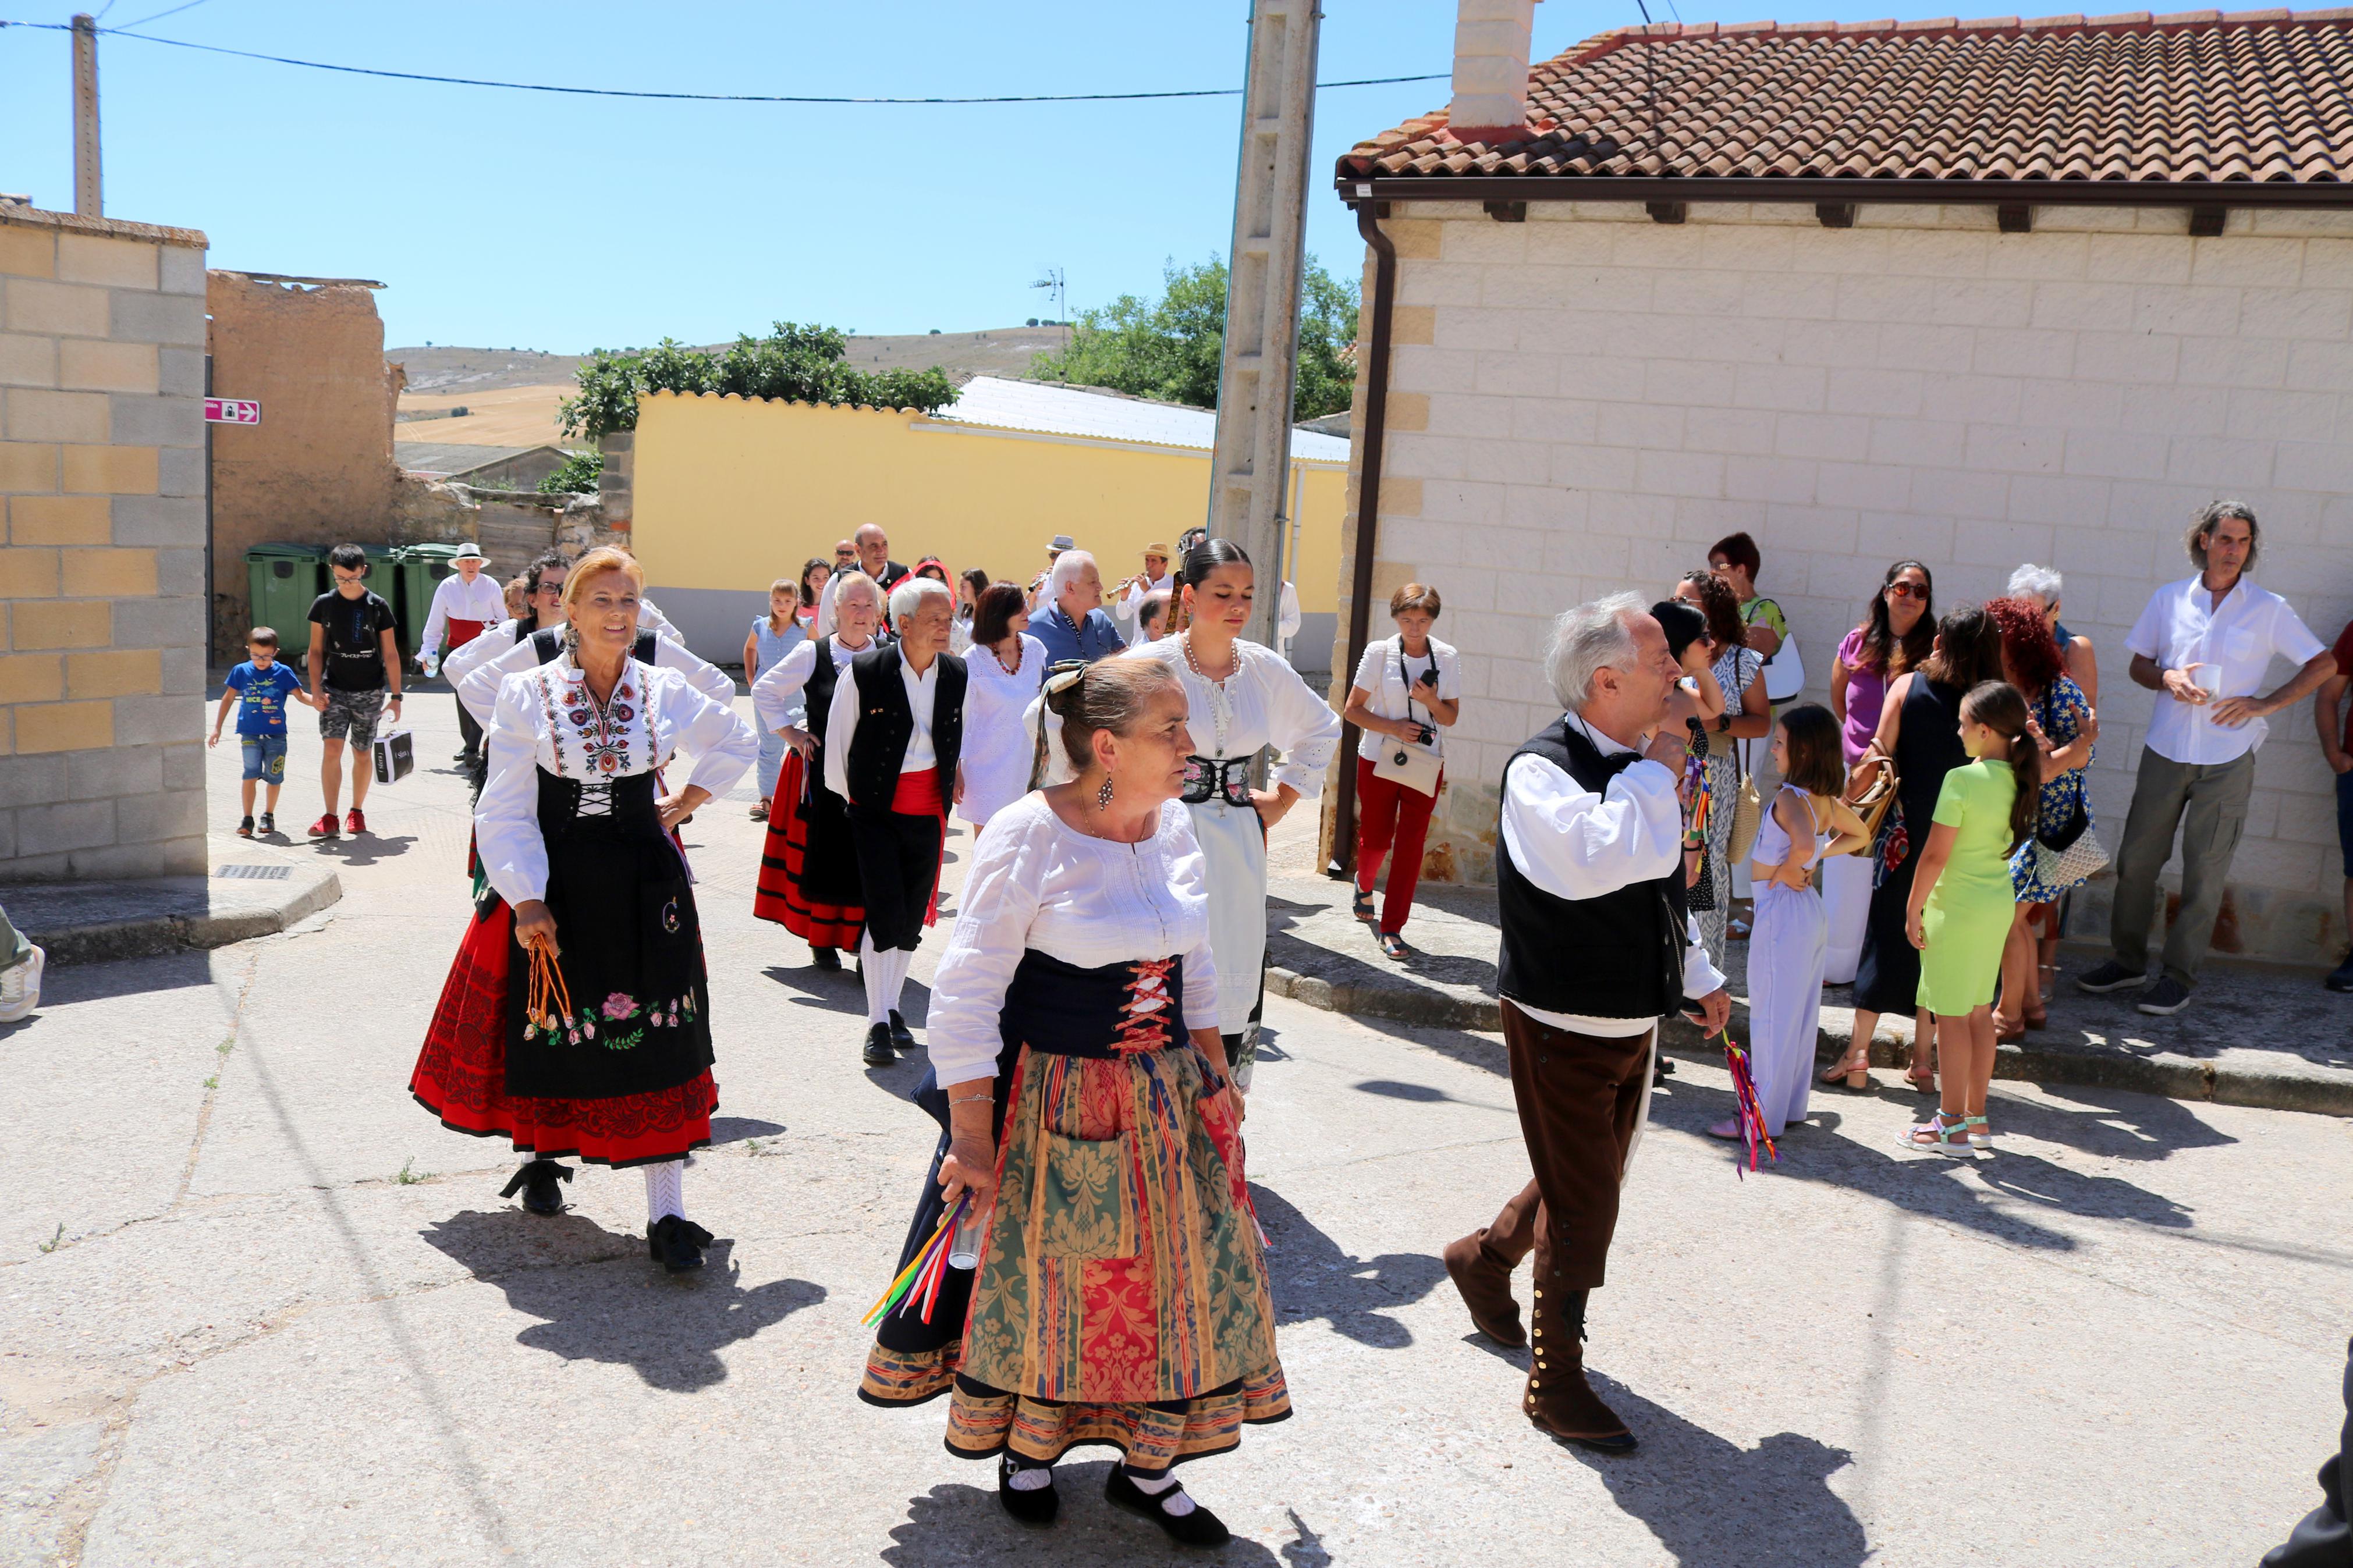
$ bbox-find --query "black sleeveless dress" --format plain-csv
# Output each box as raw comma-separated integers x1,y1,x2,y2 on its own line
1852,677,1971,1017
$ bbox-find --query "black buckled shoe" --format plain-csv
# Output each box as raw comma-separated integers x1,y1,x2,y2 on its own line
888,1008,915,1053
1104,1467,1229,1548
646,1214,713,1273
498,1158,572,1216
996,1455,1059,1527
863,1022,896,1066
810,944,841,972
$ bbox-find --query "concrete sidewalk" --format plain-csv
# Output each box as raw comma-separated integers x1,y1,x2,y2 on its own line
1266,858,2353,1117
2,831,341,968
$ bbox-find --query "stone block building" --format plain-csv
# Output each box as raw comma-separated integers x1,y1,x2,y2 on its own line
1325,8,2353,965
0,204,208,881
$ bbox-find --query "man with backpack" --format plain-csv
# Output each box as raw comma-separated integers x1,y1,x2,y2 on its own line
305,543,402,838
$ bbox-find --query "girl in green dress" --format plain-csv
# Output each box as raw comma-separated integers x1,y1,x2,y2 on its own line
1900,681,2041,1157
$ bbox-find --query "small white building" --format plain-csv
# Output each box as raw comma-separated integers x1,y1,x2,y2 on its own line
1323,5,2353,966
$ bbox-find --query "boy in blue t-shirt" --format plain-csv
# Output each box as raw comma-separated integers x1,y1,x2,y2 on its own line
210,627,315,837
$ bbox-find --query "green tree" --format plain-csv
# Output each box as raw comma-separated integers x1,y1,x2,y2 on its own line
1029,257,1360,422
538,450,604,495
558,322,957,440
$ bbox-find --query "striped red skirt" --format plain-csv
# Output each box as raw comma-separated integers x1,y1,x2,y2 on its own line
752,748,865,948
409,896,716,1167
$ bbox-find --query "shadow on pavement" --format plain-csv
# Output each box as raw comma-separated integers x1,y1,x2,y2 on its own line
306,832,420,867
1570,1376,1868,1568
883,1462,1282,1565
708,1115,785,1145
18,948,218,1003
421,1208,824,1391
1992,1080,2236,1160
1249,1185,1445,1350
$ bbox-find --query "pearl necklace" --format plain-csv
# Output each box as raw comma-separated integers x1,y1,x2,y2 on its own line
1181,630,1236,758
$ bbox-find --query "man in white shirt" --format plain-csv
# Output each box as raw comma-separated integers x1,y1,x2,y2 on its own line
814,524,911,639
1110,542,1174,633
417,543,507,766
1439,591,1729,1456
2078,502,2335,1015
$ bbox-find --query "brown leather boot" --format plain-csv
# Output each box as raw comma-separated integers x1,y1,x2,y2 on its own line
1443,1230,1527,1346
1524,1286,1635,1452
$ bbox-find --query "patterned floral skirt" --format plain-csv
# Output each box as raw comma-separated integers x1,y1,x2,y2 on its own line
751,748,865,948
943,1035,1288,1469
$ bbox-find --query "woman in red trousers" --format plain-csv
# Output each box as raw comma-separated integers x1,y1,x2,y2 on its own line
1342,584,1460,959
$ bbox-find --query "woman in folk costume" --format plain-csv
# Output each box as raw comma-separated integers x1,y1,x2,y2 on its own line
824,575,965,1067
956,581,1048,833
410,549,758,1273
860,655,1284,1546
749,571,888,973
1131,539,1341,1087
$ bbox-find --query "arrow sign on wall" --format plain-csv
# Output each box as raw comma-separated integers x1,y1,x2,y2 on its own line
204,397,261,425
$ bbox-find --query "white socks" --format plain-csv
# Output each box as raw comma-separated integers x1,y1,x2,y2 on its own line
861,934,912,1024
643,1160,685,1223
1127,1469,1194,1515
1006,1464,1053,1493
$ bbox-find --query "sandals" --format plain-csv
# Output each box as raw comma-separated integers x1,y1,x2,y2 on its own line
1964,1115,1993,1156
1898,1111,1971,1157
1351,890,1376,923
1818,1051,1871,1089
1378,931,1410,960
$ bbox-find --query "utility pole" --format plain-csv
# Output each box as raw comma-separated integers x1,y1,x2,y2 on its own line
1206,0,1319,650
72,13,101,216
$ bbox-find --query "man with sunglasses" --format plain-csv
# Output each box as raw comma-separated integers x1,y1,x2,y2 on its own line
305,543,403,838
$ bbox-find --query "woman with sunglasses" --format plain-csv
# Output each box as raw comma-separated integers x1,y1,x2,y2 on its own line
1820,563,1935,1072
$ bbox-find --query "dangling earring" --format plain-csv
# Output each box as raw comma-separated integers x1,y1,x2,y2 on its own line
1096,776,1115,810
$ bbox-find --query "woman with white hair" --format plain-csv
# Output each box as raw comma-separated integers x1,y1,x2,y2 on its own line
825,574,967,1065
2006,563,2099,706
1030,549,1127,666
751,570,888,974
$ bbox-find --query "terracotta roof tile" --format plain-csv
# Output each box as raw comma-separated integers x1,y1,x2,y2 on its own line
1339,10,2353,186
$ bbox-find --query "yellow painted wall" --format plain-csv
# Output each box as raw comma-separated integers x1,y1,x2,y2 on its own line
630,390,1343,611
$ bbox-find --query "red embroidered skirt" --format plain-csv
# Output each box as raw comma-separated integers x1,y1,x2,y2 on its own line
753,748,866,948
410,896,716,1167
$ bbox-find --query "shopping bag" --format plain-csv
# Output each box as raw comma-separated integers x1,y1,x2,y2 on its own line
371,727,415,785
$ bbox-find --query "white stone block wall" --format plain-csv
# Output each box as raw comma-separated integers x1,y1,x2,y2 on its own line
1336,200,2353,962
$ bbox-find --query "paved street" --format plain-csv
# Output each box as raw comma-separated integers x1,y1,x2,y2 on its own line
4,686,2350,1566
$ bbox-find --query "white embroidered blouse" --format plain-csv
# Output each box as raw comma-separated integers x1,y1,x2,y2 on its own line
475,654,758,908
1130,635,1343,797
925,793,1222,1086
450,615,730,728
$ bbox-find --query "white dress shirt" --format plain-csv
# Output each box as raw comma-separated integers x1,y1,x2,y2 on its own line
420,571,507,658
824,646,945,804
475,656,757,906
1351,634,1461,762
1499,713,1725,1037
924,793,1221,1086
452,616,732,728
2125,575,2327,765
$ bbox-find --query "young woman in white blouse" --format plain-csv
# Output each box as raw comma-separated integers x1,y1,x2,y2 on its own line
410,550,757,1274
747,572,887,972
1131,539,1342,1087
857,656,1283,1546
1341,582,1460,958
956,581,1047,832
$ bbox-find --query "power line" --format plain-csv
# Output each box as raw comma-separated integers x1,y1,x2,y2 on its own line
0,19,1446,104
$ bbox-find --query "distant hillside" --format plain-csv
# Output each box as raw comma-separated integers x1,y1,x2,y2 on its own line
386,326,1071,399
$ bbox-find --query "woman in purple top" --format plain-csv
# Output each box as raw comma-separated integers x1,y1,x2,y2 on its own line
1819,561,1935,1030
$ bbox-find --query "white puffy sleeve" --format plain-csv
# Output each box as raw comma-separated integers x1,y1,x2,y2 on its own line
752,637,818,734
637,598,680,640
1259,646,1343,798
656,669,758,801
1498,750,1683,899
1165,807,1222,1032
925,803,1050,1085
421,577,455,659
453,626,533,728
650,633,736,707
476,670,550,906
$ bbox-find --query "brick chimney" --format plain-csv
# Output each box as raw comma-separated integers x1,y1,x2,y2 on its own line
1447,0,1538,144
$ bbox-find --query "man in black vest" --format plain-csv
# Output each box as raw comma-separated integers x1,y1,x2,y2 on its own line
1442,591,1730,1454
825,575,966,1066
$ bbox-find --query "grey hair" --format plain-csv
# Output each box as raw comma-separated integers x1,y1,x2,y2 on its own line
1046,549,1098,602
2187,499,2260,570
888,574,952,624
2006,563,2063,609
832,571,885,614
1545,591,1649,713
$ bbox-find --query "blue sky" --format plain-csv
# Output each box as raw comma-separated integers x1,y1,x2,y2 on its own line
5,1,1901,350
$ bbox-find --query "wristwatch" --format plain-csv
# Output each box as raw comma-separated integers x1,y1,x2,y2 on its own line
1716,713,1733,733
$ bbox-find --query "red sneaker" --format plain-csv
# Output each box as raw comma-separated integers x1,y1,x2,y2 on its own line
345,807,366,835
307,814,339,838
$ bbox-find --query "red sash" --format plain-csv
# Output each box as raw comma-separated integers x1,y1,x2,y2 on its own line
890,767,945,817
448,617,489,648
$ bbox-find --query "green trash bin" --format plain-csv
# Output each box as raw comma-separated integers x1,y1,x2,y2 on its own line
244,544,327,651
397,542,466,663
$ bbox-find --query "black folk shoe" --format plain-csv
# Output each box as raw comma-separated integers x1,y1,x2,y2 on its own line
996,1455,1059,1527
810,945,841,972
499,1158,572,1216
1104,1467,1230,1548
863,1022,896,1066
888,1008,915,1052
645,1214,712,1273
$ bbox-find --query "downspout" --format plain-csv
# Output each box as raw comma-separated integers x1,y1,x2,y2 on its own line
1326,194,1397,878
